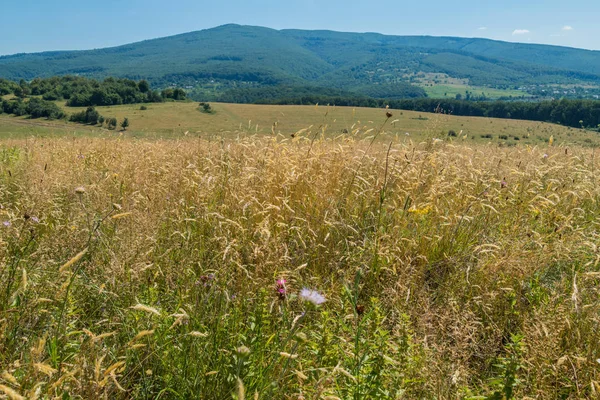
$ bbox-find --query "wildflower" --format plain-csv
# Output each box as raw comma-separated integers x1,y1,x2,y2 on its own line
501,180,508,189
299,288,326,305
543,153,549,159
355,304,365,315
77,153,85,159
408,205,431,216
236,345,250,356
31,216,40,223
196,274,215,287
75,186,86,195
2,221,10,227
276,278,287,300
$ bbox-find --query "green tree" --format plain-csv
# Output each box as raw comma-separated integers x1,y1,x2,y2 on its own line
121,117,129,130
108,117,118,130
138,80,150,93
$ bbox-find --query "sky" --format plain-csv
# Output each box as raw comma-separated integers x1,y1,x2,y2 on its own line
1,0,598,55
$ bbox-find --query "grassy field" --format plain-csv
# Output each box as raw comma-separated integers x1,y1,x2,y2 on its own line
1,104,600,398
1,132,600,399
1,101,598,147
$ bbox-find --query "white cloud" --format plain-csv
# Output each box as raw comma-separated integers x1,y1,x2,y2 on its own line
477,27,487,31
562,25,574,31
512,29,530,36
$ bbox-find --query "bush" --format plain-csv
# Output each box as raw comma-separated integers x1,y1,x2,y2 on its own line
2,99,28,116
448,130,457,137
200,102,213,113
107,117,118,130
140,105,148,110
26,98,66,120
499,135,509,140
70,106,102,124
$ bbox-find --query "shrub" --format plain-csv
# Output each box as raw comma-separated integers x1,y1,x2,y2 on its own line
107,117,118,130
200,102,213,113
26,98,66,120
70,106,102,124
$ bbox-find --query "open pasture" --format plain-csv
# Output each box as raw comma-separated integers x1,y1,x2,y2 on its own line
1,101,599,148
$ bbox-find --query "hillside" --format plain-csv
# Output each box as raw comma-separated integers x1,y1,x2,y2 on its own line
1,101,597,147
2,24,600,98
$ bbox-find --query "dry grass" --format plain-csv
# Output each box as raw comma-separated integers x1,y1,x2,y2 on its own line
1,123,600,399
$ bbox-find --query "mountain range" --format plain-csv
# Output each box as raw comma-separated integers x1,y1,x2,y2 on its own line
2,24,600,97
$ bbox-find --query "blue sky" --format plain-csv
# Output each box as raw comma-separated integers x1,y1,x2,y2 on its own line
0,0,597,55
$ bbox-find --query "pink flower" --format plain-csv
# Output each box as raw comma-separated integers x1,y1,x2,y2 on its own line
276,278,287,300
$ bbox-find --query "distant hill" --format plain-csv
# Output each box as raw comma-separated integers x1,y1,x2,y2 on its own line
2,24,600,98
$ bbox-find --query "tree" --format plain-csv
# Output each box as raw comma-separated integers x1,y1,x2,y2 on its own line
173,88,186,100
121,117,129,130
138,80,150,93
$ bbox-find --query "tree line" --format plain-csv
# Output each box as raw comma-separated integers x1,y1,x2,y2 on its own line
1,76,186,106
1,98,129,130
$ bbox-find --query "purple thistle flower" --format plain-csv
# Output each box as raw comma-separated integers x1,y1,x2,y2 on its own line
2,221,10,227
276,278,287,300
31,216,40,223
